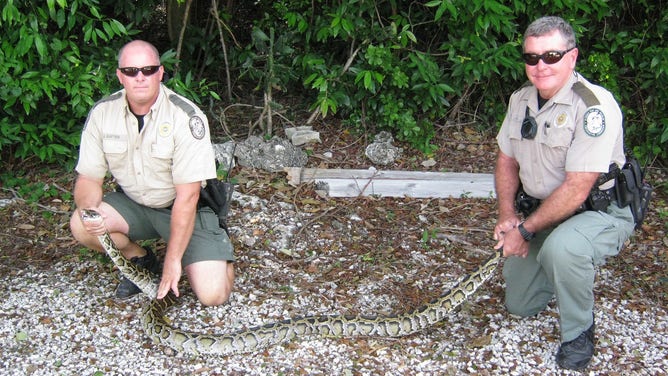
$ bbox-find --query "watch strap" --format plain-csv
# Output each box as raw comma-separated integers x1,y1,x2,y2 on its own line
518,222,535,241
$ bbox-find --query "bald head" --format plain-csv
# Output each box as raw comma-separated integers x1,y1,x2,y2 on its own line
115,40,164,114
118,40,160,67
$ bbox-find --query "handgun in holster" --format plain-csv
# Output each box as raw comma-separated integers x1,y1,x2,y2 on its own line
199,145,237,234
615,158,653,229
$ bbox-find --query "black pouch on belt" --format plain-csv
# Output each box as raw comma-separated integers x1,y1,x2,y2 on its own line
199,146,237,233
515,187,541,218
199,178,235,233
615,158,653,228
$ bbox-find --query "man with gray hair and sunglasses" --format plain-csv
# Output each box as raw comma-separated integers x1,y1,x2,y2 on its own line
493,16,635,370
70,40,235,307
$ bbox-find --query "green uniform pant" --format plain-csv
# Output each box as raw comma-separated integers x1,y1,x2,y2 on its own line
503,203,635,342
103,191,235,266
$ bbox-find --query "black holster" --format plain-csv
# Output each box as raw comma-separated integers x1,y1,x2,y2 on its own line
576,163,620,213
615,158,653,228
514,160,652,229
515,188,541,218
199,146,237,233
199,178,235,233
515,164,617,218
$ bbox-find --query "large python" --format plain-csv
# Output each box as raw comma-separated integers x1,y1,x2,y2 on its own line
81,209,502,356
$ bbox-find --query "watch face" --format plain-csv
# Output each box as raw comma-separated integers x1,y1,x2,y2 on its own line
189,116,206,140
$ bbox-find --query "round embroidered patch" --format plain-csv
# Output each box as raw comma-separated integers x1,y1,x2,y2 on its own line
159,123,172,137
555,112,568,127
583,108,605,137
189,116,205,140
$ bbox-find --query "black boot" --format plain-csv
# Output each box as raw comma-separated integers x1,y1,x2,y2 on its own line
556,320,595,370
114,247,160,299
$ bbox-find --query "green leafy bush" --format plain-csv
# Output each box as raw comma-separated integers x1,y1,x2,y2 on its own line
576,0,668,163
272,0,666,162
1,0,666,168
280,2,454,153
0,0,132,166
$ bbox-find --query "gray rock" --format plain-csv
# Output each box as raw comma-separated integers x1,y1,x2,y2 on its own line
365,131,402,165
373,130,395,144
285,126,321,146
235,135,308,172
212,141,237,170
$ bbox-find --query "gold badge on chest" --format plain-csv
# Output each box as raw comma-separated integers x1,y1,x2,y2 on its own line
555,112,568,127
159,123,172,137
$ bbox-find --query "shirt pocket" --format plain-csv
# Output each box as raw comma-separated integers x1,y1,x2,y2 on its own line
507,113,524,142
146,143,174,184
539,126,573,149
102,139,128,172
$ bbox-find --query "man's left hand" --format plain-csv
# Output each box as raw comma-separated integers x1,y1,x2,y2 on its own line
157,258,182,299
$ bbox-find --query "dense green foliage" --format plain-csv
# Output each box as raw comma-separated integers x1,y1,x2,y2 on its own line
0,0,127,165
1,0,666,168
258,0,667,160
0,0,217,167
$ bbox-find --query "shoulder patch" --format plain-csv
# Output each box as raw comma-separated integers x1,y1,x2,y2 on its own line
168,94,197,117
189,116,206,140
583,108,606,137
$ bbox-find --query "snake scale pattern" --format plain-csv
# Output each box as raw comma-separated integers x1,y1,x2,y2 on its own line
81,209,501,355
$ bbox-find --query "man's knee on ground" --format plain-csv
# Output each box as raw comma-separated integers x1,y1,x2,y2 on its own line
196,286,232,307
505,304,544,318
505,294,547,318
187,260,235,307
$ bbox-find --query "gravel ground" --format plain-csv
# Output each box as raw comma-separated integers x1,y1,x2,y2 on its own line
1,192,666,376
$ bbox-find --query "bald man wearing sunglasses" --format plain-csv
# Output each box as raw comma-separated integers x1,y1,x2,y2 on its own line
493,17,635,370
70,40,235,307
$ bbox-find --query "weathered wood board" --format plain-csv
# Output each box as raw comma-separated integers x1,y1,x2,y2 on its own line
285,167,495,198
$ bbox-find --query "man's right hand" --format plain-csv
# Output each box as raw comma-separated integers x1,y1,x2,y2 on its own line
79,208,107,236
493,216,525,257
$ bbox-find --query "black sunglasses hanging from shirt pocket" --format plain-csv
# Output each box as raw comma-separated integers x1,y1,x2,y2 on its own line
521,106,538,139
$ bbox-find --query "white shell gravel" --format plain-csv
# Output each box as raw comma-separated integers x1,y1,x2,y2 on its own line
1,192,666,375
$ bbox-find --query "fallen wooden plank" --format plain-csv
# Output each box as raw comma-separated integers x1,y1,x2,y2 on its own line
284,167,495,198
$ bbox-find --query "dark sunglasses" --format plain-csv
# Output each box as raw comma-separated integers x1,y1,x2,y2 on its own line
521,106,537,139
118,65,161,77
522,47,575,66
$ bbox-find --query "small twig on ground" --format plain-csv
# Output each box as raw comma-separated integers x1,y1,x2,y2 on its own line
2,187,70,214
291,206,345,250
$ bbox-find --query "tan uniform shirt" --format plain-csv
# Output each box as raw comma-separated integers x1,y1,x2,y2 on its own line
76,84,216,208
497,73,625,200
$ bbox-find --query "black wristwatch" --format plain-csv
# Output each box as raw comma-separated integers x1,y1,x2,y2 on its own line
518,222,535,241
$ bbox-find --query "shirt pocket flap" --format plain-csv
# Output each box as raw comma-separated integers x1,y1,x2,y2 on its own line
151,143,173,159
102,139,127,153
